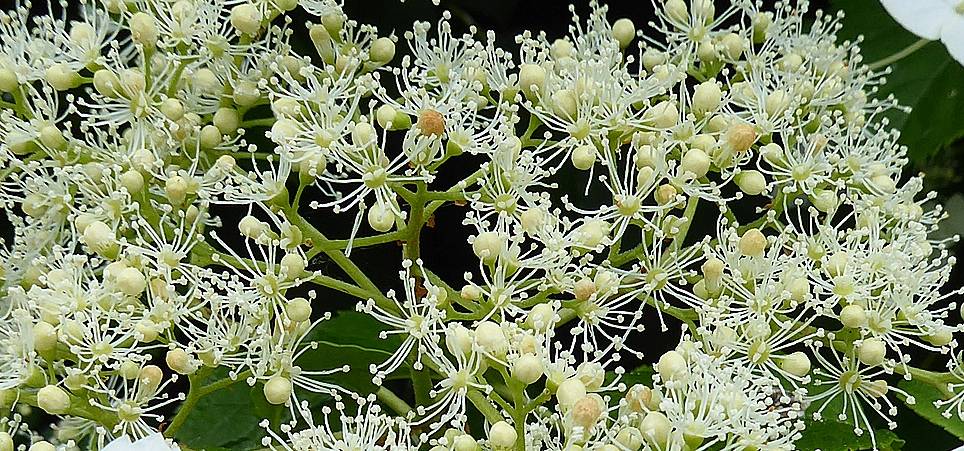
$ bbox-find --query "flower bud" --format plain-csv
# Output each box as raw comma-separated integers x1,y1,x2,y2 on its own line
654,184,677,205
165,174,189,205
233,79,261,107
45,63,80,91
858,338,886,366
571,145,597,170
366,202,396,232
571,395,603,428
612,18,635,49
453,434,479,451
280,253,306,280
230,3,263,36
642,49,666,71
351,121,376,147
780,351,811,377
520,208,545,233
38,385,70,414
28,442,55,451
285,297,312,323
576,219,610,248
472,231,505,264
724,123,757,153
139,365,164,392
488,421,517,449
720,33,744,59
263,375,292,405
0,68,18,92
664,0,688,23
647,100,678,128
576,361,605,391
82,220,118,258
738,228,767,257
680,148,710,178
239,215,268,238
836,305,867,330
0,431,12,451
116,267,146,296
640,411,671,446
825,252,848,277
33,321,58,352
526,303,556,331
925,327,954,347
692,81,722,116
735,170,767,195
166,348,197,375
213,108,240,135
519,64,546,99
129,12,158,48
119,169,145,193
474,321,508,357
556,377,587,411
656,350,687,381
417,110,446,137
511,354,544,385
370,37,396,63
616,427,644,451
39,125,67,150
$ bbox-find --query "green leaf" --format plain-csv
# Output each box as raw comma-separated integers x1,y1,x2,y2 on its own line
832,0,964,162
174,312,401,450
620,364,654,387
297,310,405,393
898,378,964,440
174,379,265,451
796,419,905,451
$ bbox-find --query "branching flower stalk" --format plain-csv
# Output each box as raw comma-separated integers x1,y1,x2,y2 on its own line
0,0,962,450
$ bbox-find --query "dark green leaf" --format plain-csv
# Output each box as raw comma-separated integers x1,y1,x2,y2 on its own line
833,0,964,162
297,310,405,393
796,419,905,451
174,379,265,451
898,378,964,440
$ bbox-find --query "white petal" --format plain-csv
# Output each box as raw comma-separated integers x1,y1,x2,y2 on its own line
940,17,964,65
101,436,134,451
880,0,950,39
131,433,179,451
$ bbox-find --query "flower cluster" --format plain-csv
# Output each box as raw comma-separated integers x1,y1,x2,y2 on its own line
0,0,961,450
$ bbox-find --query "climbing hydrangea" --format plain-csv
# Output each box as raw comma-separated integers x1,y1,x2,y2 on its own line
0,0,961,450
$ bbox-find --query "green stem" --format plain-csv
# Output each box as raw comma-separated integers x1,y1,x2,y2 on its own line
376,386,413,416
868,38,930,70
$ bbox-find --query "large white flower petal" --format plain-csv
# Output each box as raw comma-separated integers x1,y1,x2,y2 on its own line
940,16,964,65
132,433,179,451
880,0,950,39
102,436,134,451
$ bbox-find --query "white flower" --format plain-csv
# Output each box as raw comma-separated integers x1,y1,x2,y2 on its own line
103,432,180,451
880,0,964,65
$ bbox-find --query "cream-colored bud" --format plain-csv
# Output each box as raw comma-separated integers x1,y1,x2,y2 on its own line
511,354,544,385
474,321,508,356
213,108,240,135
280,253,306,280
37,385,70,414
556,377,587,411
263,375,292,405
612,18,636,49
488,421,517,449
33,321,58,352
571,395,603,428
370,37,396,63
858,338,886,366
780,351,811,377
0,68,18,93
735,170,767,195
656,350,687,381
519,64,546,99
45,63,80,91
839,304,867,328
472,231,505,263
571,145,597,170
129,12,158,48
680,148,711,178
738,228,767,257
692,81,722,116
724,123,757,153
230,3,263,36
166,348,197,375
116,267,146,296
367,202,396,232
